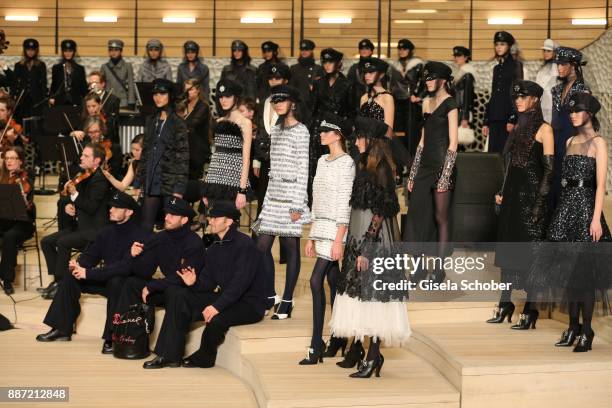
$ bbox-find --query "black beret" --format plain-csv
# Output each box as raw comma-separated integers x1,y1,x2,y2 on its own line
354,115,388,140
152,78,175,95
270,84,300,103
320,48,343,63
61,39,77,51
266,63,291,80
318,113,352,138
397,39,415,51
512,80,544,99
208,200,241,221
453,46,471,57
554,47,585,65
164,197,196,218
423,61,453,81
568,92,600,115
215,79,243,98
261,41,279,52
108,39,124,49
300,39,315,50
494,31,515,46
184,40,199,53
23,38,39,50
231,40,247,51
362,57,389,73
359,38,375,50
109,190,139,211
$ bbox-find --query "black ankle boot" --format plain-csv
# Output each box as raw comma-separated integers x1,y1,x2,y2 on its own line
430,268,446,284
510,310,539,330
298,345,324,365
411,267,428,284
555,325,582,347
573,331,594,352
349,354,384,378
336,341,365,368
486,302,515,323
323,336,347,357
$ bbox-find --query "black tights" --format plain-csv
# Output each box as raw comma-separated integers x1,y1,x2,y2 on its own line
433,190,451,259
309,258,339,348
366,337,381,361
256,234,301,313
141,195,164,232
568,288,596,335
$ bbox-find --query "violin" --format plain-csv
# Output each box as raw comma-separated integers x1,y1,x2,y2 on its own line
60,169,93,197
100,138,113,162
7,169,33,210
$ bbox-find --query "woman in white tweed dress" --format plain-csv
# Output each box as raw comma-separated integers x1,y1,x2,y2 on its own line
299,114,355,365
252,85,310,319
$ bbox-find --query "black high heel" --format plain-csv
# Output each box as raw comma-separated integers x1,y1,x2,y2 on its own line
573,331,594,352
555,325,582,347
271,299,294,320
430,268,446,284
510,310,539,330
298,345,324,365
349,354,384,378
486,302,515,323
336,341,365,368
323,336,347,357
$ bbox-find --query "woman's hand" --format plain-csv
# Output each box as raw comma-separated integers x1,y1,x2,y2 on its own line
305,240,315,258
356,256,369,272
235,193,246,210
331,241,343,261
461,119,469,128
590,218,603,242
407,181,414,193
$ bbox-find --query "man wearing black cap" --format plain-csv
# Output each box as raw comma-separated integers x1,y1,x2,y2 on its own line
290,39,323,124
140,39,173,82
101,39,137,109
12,38,48,120
143,201,265,369
36,192,150,352
451,46,476,132
49,39,88,107
347,39,375,115
220,40,257,100
176,40,210,98
256,41,289,103
136,78,189,231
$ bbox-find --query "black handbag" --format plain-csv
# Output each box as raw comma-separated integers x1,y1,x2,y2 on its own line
112,303,154,359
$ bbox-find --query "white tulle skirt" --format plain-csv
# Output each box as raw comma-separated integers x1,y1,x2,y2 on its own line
329,293,411,347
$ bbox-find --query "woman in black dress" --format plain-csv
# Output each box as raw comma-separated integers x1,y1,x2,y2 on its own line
403,62,458,283
182,78,210,181
488,81,554,329
360,58,394,132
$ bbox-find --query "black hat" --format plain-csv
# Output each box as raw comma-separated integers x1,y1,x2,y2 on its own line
23,38,39,50
266,63,291,80
164,197,196,218
215,79,243,98
397,39,415,51
184,40,199,53
453,46,470,58
568,92,601,115
423,61,453,81
362,57,389,73
231,40,247,51
354,116,388,140
152,78,175,95
270,84,300,103
320,48,343,63
300,39,316,51
109,191,139,211
512,80,544,99
261,41,279,52
61,39,77,51
146,39,163,50
319,113,352,138
358,38,375,50
108,39,124,50
208,200,241,221
554,47,585,65
493,31,515,46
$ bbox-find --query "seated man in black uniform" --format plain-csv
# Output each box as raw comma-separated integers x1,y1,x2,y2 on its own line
114,197,205,338
143,201,266,369
40,143,111,299
36,192,150,353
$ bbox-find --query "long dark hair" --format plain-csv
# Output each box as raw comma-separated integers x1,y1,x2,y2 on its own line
232,48,252,66
363,138,396,184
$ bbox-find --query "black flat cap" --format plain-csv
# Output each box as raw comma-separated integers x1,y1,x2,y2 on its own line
300,39,315,51
184,40,199,53
164,197,196,218
109,191,139,211
453,46,470,57
208,200,240,221
423,61,453,81
23,38,39,50
354,115,388,140
554,47,585,65
363,57,389,73
319,113,352,138
270,84,300,103
359,38,375,50
261,41,279,52
266,63,291,80
397,39,415,51
320,48,343,63
494,31,515,46
61,39,77,51
568,92,600,115
216,79,243,98
152,78,174,95
512,80,544,99
231,40,247,51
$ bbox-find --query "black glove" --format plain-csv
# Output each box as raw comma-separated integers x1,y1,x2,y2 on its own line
531,154,554,223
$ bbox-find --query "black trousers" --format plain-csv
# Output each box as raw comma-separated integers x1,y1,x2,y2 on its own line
57,196,77,231
0,219,35,284
40,229,91,281
154,287,262,365
488,121,509,154
43,274,126,339
115,276,167,317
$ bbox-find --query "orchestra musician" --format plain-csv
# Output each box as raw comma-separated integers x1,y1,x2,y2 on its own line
70,116,123,180
0,95,28,152
102,134,143,198
0,146,35,295
87,71,121,143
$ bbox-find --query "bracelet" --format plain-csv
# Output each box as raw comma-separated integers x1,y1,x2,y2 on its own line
238,187,248,195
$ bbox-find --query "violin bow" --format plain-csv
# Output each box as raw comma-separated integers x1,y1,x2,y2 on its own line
0,89,25,145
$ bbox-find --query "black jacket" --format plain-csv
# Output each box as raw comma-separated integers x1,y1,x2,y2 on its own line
73,167,111,235
193,223,266,315
290,58,323,123
220,62,257,100
485,54,523,125
101,91,121,143
453,67,476,122
311,73,352,120
50,61,88,107
185,99,211,168
256,60,290,103
137,110,189,196
13,61,48,117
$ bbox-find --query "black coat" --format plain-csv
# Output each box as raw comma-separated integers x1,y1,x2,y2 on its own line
50,61,88,107
184,99,211,171
454,70,476,122
485,54,523,125
220,63,258,100
289,58,323,123
137,110,189,196
73,167,111,236
13,61,48,118
311,73,352,120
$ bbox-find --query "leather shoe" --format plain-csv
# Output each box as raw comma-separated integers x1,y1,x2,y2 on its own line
3,281,14,295
143,356,181,369
41,285,58,300
181,358,198,368
36,329,71,342
101,340,113,354
37,281,57,294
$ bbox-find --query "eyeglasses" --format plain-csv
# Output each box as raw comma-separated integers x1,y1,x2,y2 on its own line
4,156,20,161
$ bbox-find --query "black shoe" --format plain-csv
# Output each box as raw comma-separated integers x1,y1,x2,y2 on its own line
3,281,14,295
298,346,324,365
430,268,446,284
573,331,594,352
349,354,384,378
181,358,198,368
101,340,113,354
555,325,582,347
486,302,515,324
271,299,294,320
143,356,181,369
323,336,347,357
41,284,58,300
411,267,428,284
183,353,216,368
37,281,57,294
336,341,365,368
510,310,539,330
36,329,71,342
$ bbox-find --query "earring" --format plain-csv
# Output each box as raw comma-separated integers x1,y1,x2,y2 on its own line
291,104,296,111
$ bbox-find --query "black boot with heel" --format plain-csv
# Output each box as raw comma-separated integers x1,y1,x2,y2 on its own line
336,340,365,368
323,336,347,357
511,310,539,330
349,354,385,378
486,302,515,323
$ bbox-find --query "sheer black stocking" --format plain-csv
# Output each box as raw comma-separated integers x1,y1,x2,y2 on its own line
309,258,339,348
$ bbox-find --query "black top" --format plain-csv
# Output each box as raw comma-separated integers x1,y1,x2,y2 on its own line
485,54,523,125
184,99,211,165
50,61,88,107
13,61,48,118
422,98,459,167
454,71,475,122
311,73,352,120
290,57,324,123
73,167,111,234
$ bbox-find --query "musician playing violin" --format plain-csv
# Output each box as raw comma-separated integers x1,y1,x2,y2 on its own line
0,96,29,150
0,146,35,295
70,116,123,180
40,143,111,299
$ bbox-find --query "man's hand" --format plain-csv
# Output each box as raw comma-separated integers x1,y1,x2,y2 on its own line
202,305,219,323
72,264,87,280
65,203,76,217
172,193,183,199
131,242,144,258
142,287,149,303
68,259,78,271
177,267,197,286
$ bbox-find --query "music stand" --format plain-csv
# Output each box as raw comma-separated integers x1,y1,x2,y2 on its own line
0,185,29,222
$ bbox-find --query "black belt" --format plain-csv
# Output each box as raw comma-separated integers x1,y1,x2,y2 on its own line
215,146,242,154
561,178,594,188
